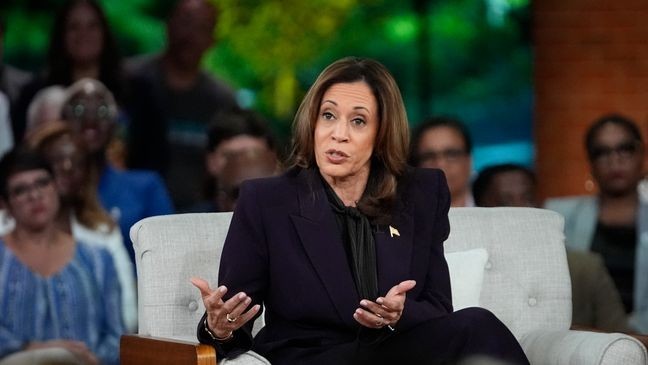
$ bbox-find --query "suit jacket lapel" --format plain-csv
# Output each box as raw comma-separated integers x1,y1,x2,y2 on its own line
375,208,414,295
290,169,359,326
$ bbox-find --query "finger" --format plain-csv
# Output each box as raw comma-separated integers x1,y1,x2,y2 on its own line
220,292,252,319
359,299,395,321
385,280,416,298
234,304,262,328
375,295,404,313
191,277,216,298
353,307,385,328
226,295,253,320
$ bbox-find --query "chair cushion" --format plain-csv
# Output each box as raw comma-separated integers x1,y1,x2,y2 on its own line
445,248,488,310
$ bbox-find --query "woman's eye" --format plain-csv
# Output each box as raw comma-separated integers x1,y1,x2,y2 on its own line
351,118,366,126
322,112,335,120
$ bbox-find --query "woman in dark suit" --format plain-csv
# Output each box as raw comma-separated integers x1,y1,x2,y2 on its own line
192,57,529,364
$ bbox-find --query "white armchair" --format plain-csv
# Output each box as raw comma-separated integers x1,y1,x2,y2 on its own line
120,208,647,364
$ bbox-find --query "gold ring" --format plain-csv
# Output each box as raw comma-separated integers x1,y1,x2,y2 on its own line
226,313,238,323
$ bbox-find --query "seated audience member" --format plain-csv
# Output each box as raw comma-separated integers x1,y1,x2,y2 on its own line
188,109,277,212
12,0,126,144
61,78,173,266
215,149,280,212
192,57,529,365
473,163,631,332
544,114,647,333
410,116,474,207
24,86,67,139
28,121,137,333
0,147,122,365
126,0,238,210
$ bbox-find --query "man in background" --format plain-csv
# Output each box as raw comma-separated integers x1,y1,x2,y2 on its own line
411,116,474,207
126,0,238,210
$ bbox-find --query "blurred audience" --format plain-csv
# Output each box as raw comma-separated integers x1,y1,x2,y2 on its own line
411,116,474,207
545,114,648,333
474,163,631,332
27,121,137,333
12,0,125,143
61,78,173,267
126,0,238,210
0,91,11,159
0,17,32,112
0,147,122,365
215,149,280,212
188,108,278,212
24,85,67,138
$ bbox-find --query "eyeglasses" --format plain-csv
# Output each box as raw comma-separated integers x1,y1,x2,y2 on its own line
8,176,53,201
66,102,112,124
590,141,641,163
417,148,468,164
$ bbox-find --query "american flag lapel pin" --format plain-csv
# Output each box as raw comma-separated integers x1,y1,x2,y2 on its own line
389,225,400,238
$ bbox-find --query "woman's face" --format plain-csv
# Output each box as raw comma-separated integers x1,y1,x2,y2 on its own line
590,123,645,196
42,134,88,199
65,2,104,66
314,81,378,183
5,169,59,230
64,91,114,153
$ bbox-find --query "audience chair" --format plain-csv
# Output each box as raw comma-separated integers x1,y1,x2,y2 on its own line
120,208,647,364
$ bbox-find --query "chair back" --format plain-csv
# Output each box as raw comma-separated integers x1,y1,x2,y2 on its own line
445,207,571,338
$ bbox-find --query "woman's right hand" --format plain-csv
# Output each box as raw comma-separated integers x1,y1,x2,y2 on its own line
191,277,261,339
26,340,99,365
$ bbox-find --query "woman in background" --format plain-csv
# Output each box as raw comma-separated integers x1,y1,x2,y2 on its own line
0,147,122,365
545,114,648,333
28,121,137,333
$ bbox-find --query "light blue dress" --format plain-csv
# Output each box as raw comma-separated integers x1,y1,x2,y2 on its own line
0,239,123,365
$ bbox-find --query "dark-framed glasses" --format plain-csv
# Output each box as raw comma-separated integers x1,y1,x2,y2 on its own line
590,141,641,162
8,176,53,201
417,148,467,164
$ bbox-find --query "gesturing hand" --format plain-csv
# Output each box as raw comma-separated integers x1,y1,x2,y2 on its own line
353,280,416,329
191,277,261,339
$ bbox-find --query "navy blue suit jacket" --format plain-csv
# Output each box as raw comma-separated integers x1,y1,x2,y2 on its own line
201,166,452,363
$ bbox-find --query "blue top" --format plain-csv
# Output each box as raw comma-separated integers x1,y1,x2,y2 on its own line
0,240,123,365
98,165,174,265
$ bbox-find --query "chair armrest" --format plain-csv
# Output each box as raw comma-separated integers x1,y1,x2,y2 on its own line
520,329,647,364
571,324,648,350
120,334,217,365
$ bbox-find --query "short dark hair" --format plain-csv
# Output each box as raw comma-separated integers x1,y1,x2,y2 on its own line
472,163,535,207
410,116,472,165
207,109,275,152
0,147,54,200
585,114,644,161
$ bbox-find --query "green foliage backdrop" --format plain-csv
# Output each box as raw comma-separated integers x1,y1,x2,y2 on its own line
1,0,531,168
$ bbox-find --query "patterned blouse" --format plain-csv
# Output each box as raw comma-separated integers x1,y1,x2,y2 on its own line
0,239,123,365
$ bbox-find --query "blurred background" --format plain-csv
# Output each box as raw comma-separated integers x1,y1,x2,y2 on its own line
1,0,533,173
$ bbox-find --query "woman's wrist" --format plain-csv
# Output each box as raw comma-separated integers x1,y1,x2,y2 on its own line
203,317,234,342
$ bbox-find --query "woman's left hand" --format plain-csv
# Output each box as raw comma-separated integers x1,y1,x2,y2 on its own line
353,280,416,329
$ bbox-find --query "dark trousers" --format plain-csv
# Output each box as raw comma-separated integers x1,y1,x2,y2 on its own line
303,307,529,365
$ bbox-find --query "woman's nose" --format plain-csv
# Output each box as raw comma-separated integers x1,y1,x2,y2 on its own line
332,120,349,142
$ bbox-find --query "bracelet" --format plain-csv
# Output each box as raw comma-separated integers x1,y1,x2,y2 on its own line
203,317,234,342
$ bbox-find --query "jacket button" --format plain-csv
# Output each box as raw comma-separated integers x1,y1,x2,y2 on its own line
528,297,537,306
